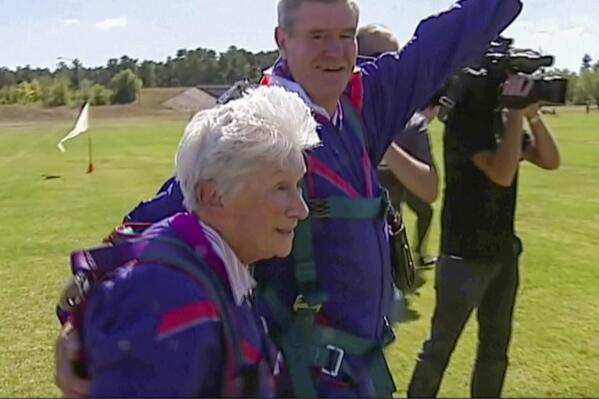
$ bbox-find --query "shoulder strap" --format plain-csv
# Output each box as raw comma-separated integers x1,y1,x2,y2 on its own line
341,95,375,196
340,95,368,150
292,180,327,308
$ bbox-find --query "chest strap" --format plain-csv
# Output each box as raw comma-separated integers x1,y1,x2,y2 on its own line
307,196,385,219
260,285,396,398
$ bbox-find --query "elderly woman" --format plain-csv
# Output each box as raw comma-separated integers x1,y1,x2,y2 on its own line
59,86,318,397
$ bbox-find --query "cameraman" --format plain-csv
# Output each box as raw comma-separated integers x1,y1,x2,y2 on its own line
408,74,560,398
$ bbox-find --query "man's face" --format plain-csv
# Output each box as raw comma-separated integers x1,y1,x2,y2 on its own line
222,155,308,264
276,1,358,111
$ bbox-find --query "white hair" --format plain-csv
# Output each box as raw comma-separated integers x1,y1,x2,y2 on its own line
175,85,319,214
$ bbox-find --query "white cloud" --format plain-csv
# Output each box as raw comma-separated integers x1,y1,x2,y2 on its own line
95,16,128,31
62,18,80,26
503,14,599,70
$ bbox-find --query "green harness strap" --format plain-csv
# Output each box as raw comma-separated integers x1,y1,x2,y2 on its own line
260,97,396,398
307,196,385,219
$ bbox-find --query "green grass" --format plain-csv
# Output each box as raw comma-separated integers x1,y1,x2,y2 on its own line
0,118,186,397
0,109,598,397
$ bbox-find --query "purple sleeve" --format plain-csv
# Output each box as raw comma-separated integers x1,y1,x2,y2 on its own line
84,264,223,397
123,176,185,223
360,0,522,163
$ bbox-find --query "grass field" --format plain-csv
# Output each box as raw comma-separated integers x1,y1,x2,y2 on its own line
0,106,598,397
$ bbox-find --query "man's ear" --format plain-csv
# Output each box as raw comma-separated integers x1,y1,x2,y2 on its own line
275,26,287,59
195,179,224,210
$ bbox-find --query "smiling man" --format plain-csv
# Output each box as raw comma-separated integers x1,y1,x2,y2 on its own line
56,1,524,397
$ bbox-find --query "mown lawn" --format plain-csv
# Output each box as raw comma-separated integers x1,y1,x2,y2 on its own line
0,109,597,397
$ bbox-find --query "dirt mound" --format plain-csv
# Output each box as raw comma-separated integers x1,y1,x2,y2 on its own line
162,87,218,112
139,87,188,108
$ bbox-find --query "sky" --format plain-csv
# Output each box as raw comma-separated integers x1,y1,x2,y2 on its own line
1,0,598,73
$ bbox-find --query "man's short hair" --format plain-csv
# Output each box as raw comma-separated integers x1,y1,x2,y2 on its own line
357,23,399,56
176,86,319,214
277,0,360,32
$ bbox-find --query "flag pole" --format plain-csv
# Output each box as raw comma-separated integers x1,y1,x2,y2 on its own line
86,132,94,174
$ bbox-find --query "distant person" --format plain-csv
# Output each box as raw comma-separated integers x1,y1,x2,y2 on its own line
55,86,318,397
56,0,524,396
357,24,439,325
358,23,439,268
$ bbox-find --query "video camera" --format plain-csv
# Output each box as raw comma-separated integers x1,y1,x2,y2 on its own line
437,37,568,119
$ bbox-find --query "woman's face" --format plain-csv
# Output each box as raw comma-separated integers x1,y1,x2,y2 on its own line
221,153,309,264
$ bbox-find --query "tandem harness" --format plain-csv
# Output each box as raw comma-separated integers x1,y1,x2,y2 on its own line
257,97,398,398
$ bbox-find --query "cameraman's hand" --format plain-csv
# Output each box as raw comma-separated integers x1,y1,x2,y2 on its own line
501,74,534,110
55,323,90,398
522,102,540,119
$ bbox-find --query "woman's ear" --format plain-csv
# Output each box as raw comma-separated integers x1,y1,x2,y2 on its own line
195,179,224,210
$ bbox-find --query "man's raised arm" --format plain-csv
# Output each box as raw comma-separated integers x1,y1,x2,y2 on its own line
360,0,523,163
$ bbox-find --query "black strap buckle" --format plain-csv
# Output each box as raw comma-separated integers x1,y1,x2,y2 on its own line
307,199,330,218
58,271,91,311
321,344,345,377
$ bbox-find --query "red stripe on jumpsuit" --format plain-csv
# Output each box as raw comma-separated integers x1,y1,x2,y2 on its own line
156,300,219,341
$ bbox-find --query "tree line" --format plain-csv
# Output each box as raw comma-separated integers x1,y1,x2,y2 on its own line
1,46,598,108
0,46,278,107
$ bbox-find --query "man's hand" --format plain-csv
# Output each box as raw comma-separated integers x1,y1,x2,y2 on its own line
55,323,90,398
382,143,438,203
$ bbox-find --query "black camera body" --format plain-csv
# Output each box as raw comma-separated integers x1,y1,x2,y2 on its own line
438,37,568,118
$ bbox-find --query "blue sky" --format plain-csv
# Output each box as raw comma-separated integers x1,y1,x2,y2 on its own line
1,0,598,72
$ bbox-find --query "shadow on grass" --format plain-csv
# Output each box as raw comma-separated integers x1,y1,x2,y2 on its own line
388,268,431,324
41,174,62,180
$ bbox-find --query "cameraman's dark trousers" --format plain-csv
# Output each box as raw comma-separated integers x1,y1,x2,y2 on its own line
407,243,521,398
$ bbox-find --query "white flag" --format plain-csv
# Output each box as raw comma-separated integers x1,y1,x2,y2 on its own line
57,102,90,152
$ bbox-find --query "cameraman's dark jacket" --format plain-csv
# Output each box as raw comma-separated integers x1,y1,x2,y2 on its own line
440,109,520,261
